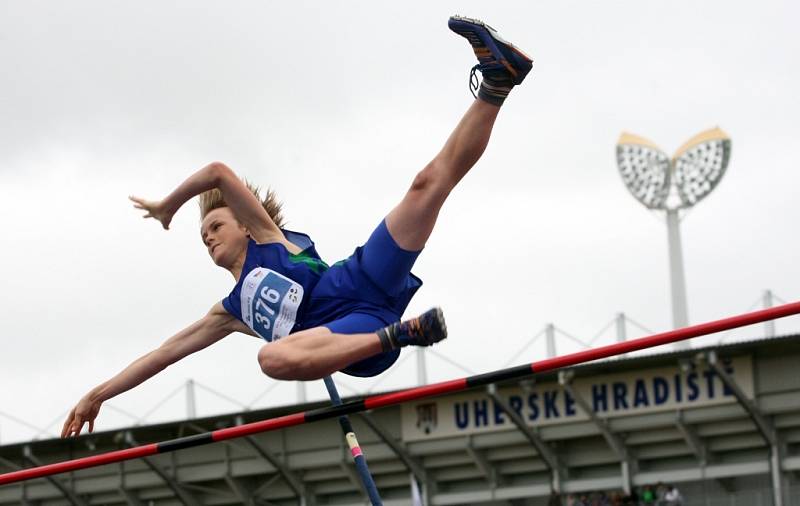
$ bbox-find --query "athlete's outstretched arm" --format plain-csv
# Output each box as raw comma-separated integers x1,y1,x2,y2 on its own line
61,303,241,438
130,161,281,243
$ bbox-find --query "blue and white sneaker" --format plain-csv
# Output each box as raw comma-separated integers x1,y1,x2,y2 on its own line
449,16,533,101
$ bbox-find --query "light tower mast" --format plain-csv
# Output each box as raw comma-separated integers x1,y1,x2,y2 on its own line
616,128,731,348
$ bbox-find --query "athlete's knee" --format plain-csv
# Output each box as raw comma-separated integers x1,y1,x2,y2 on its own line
257,342,310,380
258,343,297,380
409,162,452,199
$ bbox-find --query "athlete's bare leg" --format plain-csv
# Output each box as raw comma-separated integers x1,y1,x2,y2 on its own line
258,327,382,380
385,99,501,251
259,307,446,380
386,16,532,251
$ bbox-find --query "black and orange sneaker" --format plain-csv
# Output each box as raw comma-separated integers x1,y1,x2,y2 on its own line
377,307,448,351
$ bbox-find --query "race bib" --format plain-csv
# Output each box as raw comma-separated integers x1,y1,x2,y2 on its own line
240,268,304,341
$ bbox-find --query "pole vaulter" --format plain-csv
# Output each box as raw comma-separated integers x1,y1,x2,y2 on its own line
1,301,799,486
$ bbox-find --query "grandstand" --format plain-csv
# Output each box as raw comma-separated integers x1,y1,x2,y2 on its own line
1,333,799,505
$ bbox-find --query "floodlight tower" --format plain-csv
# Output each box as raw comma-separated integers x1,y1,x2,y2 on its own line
616,128,731,348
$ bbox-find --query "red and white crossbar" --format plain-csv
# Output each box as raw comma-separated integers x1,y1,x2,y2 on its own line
2,301,799,486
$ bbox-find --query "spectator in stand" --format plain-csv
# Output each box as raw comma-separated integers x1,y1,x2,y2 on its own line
641,484,656,504
655,482,667,505
664,485,683,506
566,493,576,506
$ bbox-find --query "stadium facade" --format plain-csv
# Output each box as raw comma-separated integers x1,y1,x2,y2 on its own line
1,335,799,505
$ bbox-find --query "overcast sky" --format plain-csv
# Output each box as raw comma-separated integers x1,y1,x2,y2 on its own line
1,0,799,445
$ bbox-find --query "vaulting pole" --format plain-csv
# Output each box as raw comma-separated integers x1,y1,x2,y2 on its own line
322,376,383,505
2,301,799,486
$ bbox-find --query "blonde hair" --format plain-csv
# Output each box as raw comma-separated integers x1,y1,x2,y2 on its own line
199,180,286,229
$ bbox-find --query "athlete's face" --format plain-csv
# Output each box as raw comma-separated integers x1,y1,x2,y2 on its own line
200,207,249,268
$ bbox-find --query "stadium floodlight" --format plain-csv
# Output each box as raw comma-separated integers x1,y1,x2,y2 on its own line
616,127,731,348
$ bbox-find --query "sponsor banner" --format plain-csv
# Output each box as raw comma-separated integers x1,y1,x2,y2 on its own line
402,355,753,441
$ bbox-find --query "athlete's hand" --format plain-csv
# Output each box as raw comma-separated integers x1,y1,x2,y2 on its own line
61,395,102,438
129,196,173,230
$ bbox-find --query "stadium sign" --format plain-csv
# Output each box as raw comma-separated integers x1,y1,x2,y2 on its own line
401,355,753,441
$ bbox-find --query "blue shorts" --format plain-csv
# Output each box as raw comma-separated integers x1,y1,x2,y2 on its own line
302,219,423,377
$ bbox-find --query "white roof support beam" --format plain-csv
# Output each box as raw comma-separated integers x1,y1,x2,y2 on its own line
250,474,285,502
173,428,272,505
707,351,784,506
0,456,33,506
338,460,369,502
707,351,774,445
675,410,738,492
358,412,427,481
557,372,628,458
487,383,564,493
232,416,311,505
223,475,256,506
466,436,498,489
117,487,145,506
675,411,707,464
123,432,203,506
243,436,311,504
136,456,203,506
358,412,433,498
22,445,87,506
558,371,633,495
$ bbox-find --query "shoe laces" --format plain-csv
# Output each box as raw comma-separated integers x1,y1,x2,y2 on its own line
469,64,481,99
469,60,510,98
